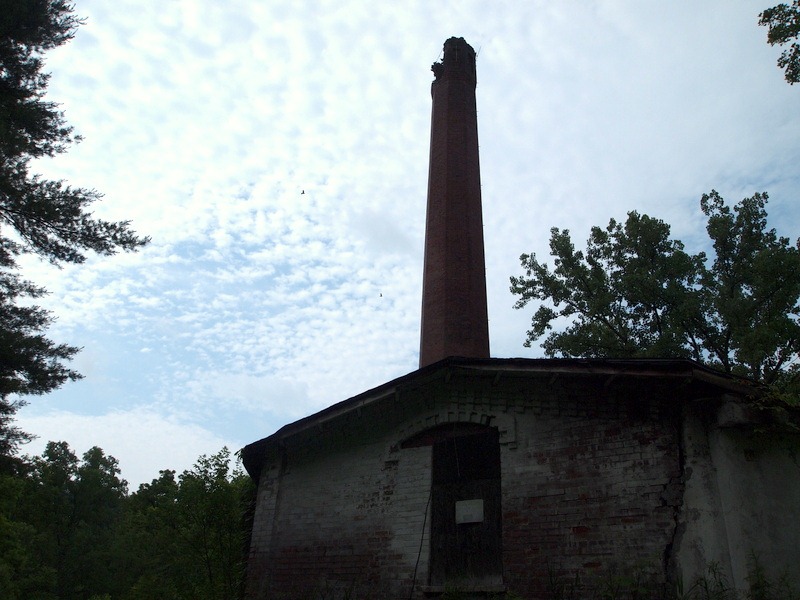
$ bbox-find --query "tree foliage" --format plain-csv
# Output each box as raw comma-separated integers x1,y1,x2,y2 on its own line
121,448,254,600
0,443,254,600
759,1,800,84
0,441,128,599
0,1,149,457
510,192,800,386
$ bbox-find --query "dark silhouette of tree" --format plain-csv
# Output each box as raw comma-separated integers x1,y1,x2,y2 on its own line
511,192,800,388
120,448,254,600
759,1,800,84
0,1,149,460
1,442,128,599
1,443,254,599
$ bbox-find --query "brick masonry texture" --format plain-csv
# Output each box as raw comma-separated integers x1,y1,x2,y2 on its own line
247,430,434,598
245,370,688,599
419,37,489,367
501,410,681,596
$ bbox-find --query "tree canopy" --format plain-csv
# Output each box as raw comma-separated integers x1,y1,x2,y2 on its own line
510,192,800,387
0,443,254,600
759,1,800,84
0,1,149,458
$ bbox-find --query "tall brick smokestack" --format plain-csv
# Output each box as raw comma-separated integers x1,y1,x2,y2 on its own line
419,37,489,368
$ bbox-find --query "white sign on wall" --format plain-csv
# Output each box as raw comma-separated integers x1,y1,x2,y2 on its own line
455,499,484,524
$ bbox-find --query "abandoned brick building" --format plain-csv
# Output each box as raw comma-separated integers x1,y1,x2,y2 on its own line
242,38,800,599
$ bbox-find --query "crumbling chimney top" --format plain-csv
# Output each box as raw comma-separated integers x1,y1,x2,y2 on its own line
431,37,476,83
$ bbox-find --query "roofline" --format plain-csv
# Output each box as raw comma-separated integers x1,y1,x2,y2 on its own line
241,357,762,478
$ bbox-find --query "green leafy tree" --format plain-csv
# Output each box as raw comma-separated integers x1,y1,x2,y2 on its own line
1,442,255,599
119,469,183,599
0,397,32,470
0,1,149,458
121,448,255,600
0,460,55,600
25,440,80,599
20,442,128,599
759,1,800,84
69,447,129,598
510,192,800,386
174,448,253,600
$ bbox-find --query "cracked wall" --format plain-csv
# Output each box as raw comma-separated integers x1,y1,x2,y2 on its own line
500,395,682,596
677,403,800,591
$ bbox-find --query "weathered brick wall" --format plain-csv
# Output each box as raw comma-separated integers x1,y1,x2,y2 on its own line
246,374,685,599
246,447,283,599
501,397,682,597
247,435,432,599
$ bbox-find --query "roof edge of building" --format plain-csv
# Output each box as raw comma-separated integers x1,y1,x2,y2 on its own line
241,357,765,479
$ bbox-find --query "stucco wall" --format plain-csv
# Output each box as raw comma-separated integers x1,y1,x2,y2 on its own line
677,403,800,592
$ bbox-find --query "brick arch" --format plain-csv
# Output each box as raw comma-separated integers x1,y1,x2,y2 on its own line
400,421,495,448
388,408,516,455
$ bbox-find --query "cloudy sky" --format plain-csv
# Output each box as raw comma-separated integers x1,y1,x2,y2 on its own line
15,0,800,487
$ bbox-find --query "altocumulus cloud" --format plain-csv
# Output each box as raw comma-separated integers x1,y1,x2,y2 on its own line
14,0,800,487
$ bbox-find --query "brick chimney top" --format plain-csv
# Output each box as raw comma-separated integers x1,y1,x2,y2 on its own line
431,37,476,84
